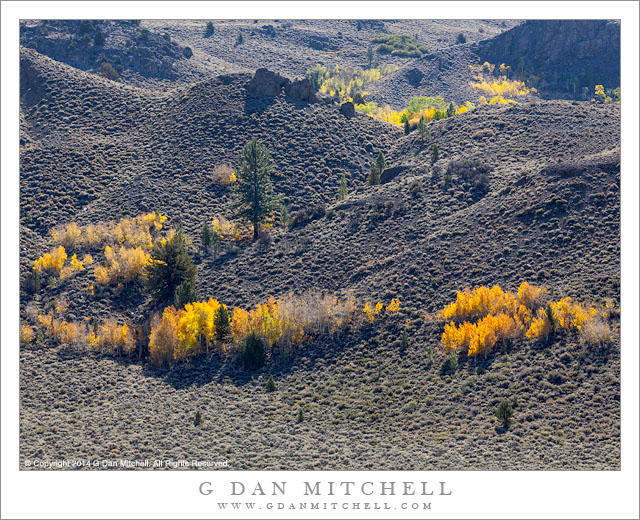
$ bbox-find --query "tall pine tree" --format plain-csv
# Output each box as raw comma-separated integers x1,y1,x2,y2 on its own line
233,139,279,240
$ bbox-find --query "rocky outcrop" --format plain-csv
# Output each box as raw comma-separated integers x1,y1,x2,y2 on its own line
247,68,289,96
248,68,317,102
477,20,620,100
339,101,355,118
284,78,316,102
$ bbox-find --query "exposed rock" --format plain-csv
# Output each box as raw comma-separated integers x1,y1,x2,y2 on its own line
339,101,355,118
284,78,316,102
247,68,289,96
248,69,317,102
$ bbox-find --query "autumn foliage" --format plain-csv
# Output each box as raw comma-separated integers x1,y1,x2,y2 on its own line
34,213,170,287
94,245,151,285
468,62,537,102
438,282,611,358
51,212,167,251
33,246,68,275
147,292,400,366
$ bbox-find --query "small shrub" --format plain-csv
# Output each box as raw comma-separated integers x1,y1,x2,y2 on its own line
262,24,276,38
430,143,439,163
297,407,304,423
204,21,214,38
472,128,494,140
99,62,119,82
495,398,513,428
194,411,202,426
266,375,276,392
201,223,213,250
367,164,381,186
373,34,429,57
211,164,236,186
401,329,409,349
93,31,105,46
241,332,265,369
444,350,458,372
183,46,193,59
352,91,366,105
456,33,466,44
20,324,36,344
579,318,611,348
410,179,423,197
235,33,244,46
417,115,430,141
290,203,326,228
31,270,41,294
338,174,348,201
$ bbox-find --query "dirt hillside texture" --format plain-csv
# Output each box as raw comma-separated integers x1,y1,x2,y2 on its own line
19,20,620,470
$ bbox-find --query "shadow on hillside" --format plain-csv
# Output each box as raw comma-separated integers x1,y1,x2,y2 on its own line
243,92,319,116
134,326,367,390
243,93,279,116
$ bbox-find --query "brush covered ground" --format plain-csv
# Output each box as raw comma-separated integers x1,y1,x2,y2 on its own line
19,20,620,470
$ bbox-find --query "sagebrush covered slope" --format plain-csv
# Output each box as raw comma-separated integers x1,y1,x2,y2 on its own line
19,30,620,470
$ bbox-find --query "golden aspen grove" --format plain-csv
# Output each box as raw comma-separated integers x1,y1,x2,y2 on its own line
439,283,615,357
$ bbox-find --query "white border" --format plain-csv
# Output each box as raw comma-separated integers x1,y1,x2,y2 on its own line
2,2,638,519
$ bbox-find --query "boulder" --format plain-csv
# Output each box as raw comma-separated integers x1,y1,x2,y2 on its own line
247,68,289,97
339,101,355,118
284,78,316,102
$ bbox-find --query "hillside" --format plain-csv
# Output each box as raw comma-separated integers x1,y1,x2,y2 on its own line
21,19,520,105
18,21,620,471
477,20,621,99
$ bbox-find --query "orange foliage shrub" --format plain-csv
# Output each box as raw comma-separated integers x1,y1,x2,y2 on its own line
50,212,168,251
148,307,180,366
20,324,36,343
439,282,541,357
93,319,135,354
211,216,244,241
33,246,67,274
440,282,610,356
148,300,229,364
94,245,151,285
526,297,598,340
36,313,83,344
439,282,541,323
